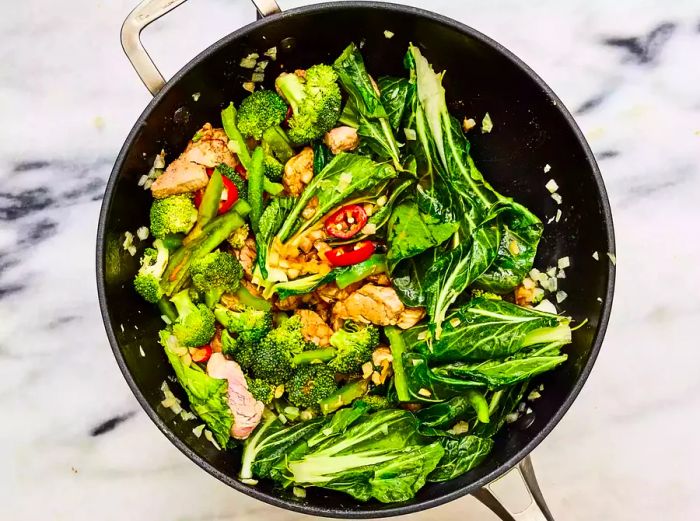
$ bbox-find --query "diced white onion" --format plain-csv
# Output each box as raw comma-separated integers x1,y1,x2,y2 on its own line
192,424,205,438
122,231,134,250
481,112,493,133
533,299,557,314
383,30,395,39
127,245,137,257
528,390,541,400
264,47,277,60
403,128,417,140
557,256,570,269
293,487,307,498
556,269,566,279
161,315,172,325
544,164,551,173
555,209,562,222
192,92,201,102
204,429,222,450
555,290,568,303
607,252,617,265
551,193,563,205
137,174,148,187
546,266,557,277
136,226,149,241
545,179,559,193
592,251,599,260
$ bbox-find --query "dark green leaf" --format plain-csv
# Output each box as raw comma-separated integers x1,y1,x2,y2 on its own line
256,197,295,278
378,76,410,130
428,435,494,482
471,382,528,438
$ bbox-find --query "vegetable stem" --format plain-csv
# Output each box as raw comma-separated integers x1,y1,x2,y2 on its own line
235,285,272,311
319,378,369,415
385,326,410,402
292,348,337,366
248,146,265,233
467,390,490,424
184,169,223,245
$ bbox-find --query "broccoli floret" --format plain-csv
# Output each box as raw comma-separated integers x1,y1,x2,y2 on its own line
190,251,243,307
227,223,250,249
217,163,248,200
214,305,273,343
149,194,197,239
221,329,255,370
287,364,338,408
262,125,294,165
170,290,216,347
246,377,276,404
133,239,169,303
275,65,342,145
236,90,288,139
328,322,379,373
263,154,284,180
247,315,312,385
358,394,393,411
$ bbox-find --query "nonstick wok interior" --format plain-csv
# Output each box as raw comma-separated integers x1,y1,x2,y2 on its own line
97,3,614,517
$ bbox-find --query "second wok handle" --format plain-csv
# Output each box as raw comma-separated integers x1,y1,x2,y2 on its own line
473,456,555,521
121,0,282,96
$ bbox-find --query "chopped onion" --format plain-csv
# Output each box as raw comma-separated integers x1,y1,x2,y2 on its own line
596,297,603,303
192,92,201,102
293,487,307,498
403,128,417,140
555,209,562,222
264,46,277,60
139,345,145,357
544,164,551,173
136,226,149,241
361,223,377,235
254,60,269,72
555,290,568,303
556,269,566,279
557,256,570,269
551,193,563,205
533,299,557,314
529,268,541,280
447,421,470,435
505,412,520,423
383,30,395,39
242,82,256,93
418,388,432,397
546,266,557,277
122,231,134,250
180,410,197,421
592,251,599,260
528,390,542,400
127,245,137,257
607,252,617,265
251,72,265,83
192,424,205,438
137,174,148,187
239,53,259,68
463,117,476,132
161,315,172,325
204,429,222,450
241,478,259,486
481,112,493,133
376,195,387,207
545,179,559,193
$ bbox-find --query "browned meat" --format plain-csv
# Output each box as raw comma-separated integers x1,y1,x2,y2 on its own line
235,237,257,278
206,353,263,440
295,309,333,347
331,284,424,329
151,123,237,198
283,147,314,197
367,273,391,286
323,126,360,154
276,294,303,311
151,157,208,198
315,282,362,304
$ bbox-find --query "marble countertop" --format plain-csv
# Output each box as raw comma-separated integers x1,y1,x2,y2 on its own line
1,0,698,519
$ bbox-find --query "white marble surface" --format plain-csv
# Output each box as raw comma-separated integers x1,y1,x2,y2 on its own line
1,0,699,519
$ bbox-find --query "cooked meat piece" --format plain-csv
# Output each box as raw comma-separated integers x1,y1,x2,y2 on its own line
315,282,362,304
367,273,391,286
331,284,424,329
151,123,236,198
210,329,223,353
301,196,319,220
314,299,331,323
323,126,360,154
151,157,209,198
206,353,263,440
396,307,426,330
295,309,333,347
283,147,314,197
235,237,257,278
182,123,237,169
275,294,303,311
332,284,404,327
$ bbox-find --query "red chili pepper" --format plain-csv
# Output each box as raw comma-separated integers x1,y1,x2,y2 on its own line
324,204,368,239
205,167,214,176
325,241,375,267
235,163,247,178
218,176,238,214
193,176,238,214
191,345,212,363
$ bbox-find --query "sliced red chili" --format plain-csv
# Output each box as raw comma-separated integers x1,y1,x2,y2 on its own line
191,345,212,363
218,176,238,214
325,204,368,239
234,163,247,179
325,241,375,267
205,167,214,176
193,176,238,214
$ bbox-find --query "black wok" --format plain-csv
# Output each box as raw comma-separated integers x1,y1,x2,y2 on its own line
96,1,615,518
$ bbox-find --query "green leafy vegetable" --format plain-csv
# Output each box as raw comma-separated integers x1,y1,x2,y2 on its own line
428,435,494,482
255,197,295,279
378,76,410,130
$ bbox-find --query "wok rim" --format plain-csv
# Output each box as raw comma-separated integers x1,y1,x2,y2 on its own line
96,2,616,517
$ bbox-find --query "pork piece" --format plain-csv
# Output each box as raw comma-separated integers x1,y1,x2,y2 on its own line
323,126,360,154
151,158,208,198
331,284,425,329
206,353,263,440
283,147,314,197
295,309,333,347
315,282,362,304
150,123,237,198
235,237,257,278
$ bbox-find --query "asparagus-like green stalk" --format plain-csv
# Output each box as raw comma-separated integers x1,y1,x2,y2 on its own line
385,326,410,402
319,378,369,415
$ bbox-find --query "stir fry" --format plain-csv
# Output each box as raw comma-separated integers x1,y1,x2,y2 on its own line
132,43,574,503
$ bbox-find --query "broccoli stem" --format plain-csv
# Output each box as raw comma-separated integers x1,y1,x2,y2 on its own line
204,288,225,309
184,169,224,246
262,126,294,163
467,390,490,424
157,296,178,323
221,103,252,169
292,348,336,366
233,199,251,217
161,234,184,250
521,323,572,348
319,378,369,415
236,285,272,311
385,326,410,402
276,73,306,114
263,178,284,196
161,210,245,296
248,146,265,233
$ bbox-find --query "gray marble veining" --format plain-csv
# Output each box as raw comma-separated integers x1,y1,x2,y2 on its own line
1,0,699,519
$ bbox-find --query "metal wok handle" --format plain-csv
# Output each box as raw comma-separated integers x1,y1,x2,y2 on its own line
474,456,554,521
121,0,281,95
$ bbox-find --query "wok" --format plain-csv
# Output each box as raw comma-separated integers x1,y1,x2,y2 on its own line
97,0,615,518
